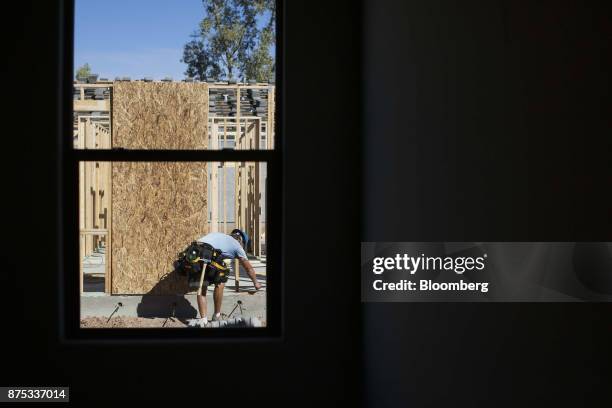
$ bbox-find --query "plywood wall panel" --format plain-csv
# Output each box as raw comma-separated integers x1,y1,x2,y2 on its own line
110,162,208,294
112,82,209,149
110,82,209,294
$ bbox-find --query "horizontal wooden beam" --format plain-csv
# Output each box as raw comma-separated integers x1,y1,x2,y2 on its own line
73,83,114,88
211,116,263,121
74,99,110,112
208,84,273,89
80,228,108,236
77,115,110,120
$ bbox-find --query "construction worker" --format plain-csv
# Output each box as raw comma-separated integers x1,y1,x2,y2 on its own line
188,229,262,327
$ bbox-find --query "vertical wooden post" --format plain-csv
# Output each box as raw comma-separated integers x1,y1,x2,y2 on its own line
234,163,240,292
223,118,227,148
98,128,110,245
254,119,261,257
78,120,85,285
267,86,275,150
246,120,255,255
106,111,113,295
79,235,84,294
79,124,85,294
103,125,112,294
84,119,94,256
239,121,247,240
236,86,241,150
106,164,113,294
77,117,84,149
236,85,241,134
93,125,100,250
210,124,219,232
247,163,254,255
240,163,247,252
108,86,113,143
222,120,227,234
234,86,241,291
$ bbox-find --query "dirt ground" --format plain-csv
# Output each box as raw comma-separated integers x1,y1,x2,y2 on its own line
80,316,267,328
80,316,188,328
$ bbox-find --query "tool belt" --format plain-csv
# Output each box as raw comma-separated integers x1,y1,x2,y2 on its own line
176,241,230,289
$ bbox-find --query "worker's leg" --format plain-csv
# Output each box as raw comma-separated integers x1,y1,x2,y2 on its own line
213,283,225,316
196,289,208,319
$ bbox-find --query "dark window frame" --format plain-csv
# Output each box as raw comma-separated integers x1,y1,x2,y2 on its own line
59,0,284,342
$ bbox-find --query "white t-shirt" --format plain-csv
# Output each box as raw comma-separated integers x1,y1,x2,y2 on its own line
197,232,247,260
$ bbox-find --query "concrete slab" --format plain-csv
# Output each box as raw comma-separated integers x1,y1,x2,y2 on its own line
80,287,267,322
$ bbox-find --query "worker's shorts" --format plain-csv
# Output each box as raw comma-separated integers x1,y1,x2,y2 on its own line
201,265,229,288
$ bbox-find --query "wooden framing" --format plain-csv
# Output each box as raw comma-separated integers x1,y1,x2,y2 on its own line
267,85,275,149
208,116,263,292
73,83,112,112
75,81,273,295
75,83,112,294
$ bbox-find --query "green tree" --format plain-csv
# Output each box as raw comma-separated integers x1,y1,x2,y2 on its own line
76,63,92,80
182,0,275,82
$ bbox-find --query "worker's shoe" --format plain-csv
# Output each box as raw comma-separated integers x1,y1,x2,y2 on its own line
212,313,222,322
187,317,208,328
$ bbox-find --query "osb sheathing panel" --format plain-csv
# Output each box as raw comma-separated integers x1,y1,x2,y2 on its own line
111,162,208,294
112,82,209,149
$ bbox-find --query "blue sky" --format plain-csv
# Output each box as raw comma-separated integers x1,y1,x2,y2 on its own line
76,0,276,80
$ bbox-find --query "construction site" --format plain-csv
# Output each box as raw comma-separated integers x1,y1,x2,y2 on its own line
76,76,275,328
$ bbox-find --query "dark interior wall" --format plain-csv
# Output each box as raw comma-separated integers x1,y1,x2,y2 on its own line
1,1,361,406
363,0,612,241
363,0,612,406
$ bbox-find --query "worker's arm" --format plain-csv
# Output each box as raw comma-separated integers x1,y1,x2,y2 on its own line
239,258,262,290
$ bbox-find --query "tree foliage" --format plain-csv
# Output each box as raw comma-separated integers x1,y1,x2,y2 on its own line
182,0,275,82
76,63,92,79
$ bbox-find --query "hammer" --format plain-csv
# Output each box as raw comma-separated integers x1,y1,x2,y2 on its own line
197,264,208,296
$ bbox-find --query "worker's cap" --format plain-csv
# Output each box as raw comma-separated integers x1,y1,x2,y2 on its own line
230,229,249,248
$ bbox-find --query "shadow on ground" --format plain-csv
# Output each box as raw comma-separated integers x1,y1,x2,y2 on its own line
136,268,198,319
